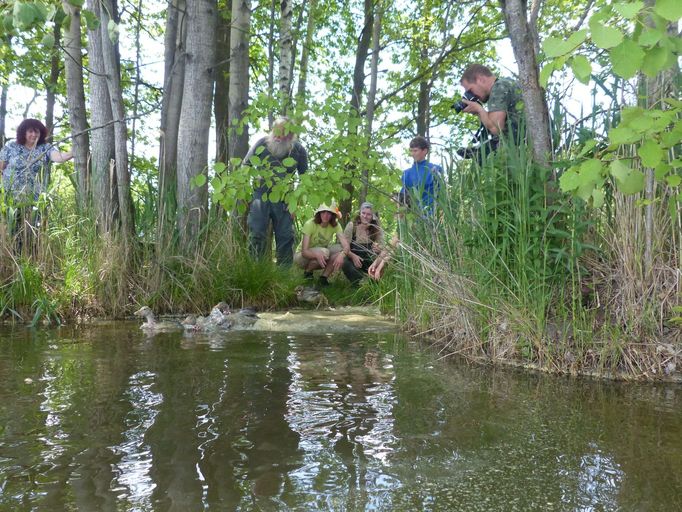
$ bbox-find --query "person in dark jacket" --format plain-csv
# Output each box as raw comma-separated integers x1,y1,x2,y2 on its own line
245,117,308,265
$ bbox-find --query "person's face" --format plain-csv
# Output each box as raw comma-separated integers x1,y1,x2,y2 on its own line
359,207,373,224
410,146,428,163
272,123,294,142
25,128,40,145
461,76,490,102
320,211,333,224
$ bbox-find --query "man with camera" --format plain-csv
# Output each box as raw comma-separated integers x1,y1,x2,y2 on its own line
455,64,524,159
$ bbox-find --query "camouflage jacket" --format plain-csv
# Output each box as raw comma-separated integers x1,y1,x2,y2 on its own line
487,77,524,141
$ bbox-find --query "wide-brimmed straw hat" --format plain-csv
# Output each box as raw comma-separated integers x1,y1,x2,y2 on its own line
314,204,336,216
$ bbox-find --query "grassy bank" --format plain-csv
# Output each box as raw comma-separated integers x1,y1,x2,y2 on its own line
376,140,681,382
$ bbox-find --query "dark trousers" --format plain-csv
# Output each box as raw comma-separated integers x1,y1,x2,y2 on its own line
341,243,374,284
247,198,295,265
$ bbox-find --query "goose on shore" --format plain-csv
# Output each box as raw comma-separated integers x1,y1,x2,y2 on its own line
295,286,328,309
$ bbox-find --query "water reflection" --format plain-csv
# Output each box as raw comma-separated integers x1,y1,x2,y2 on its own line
0,323,681,511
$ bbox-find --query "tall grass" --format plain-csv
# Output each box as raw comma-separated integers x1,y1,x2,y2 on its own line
0,174,304,323
387,119,680,380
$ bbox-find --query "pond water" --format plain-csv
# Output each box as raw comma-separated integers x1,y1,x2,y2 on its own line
0,311,681,511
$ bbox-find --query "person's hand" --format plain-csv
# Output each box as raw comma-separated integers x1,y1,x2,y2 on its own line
368,259,385,280
331,253,345,272
462,99,484,116
315,251,328,268
349,252,362,268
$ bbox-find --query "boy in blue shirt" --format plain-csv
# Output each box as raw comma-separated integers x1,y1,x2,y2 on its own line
399,136,442,213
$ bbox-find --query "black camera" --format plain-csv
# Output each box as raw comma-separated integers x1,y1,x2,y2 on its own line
452,90,481,113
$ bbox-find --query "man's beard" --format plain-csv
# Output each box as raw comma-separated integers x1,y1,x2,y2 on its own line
266,137,295,158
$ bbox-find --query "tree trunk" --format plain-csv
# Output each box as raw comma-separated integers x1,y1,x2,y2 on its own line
340,0,372,219
500,0,552,168
228,0,251,163
45,23,60,142
158,0,187,244
87,0,117,232
99,0,136,240
266,0,276,127
130,0,144,166
360,1,382,205
278,0,293,113
61,1,90,208
0,36,10,148
295,0,316,105
214,4,231,163
176,0,216,249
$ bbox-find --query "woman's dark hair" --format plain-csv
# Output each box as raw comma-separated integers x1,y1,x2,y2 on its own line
353,207,381,241
314,211,338,227
16,119,48,146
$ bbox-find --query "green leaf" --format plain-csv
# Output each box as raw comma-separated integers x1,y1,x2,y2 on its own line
609,159,631,181
638,27,663,47
581,159,603,182
655,162,671,179
610,160,645,194
609,39,646,79
608,125,639,145
282,157,296,167
559,167,580,192
667,174,681,187
67,0,84,7
613,1,644,18
539,62,554,87
591,188,605,208
638,139,664,167
590,22,624,49
543,30,587,57
32,2,48,21
577,139,598,158
641,45,671,77
82,9,100,30
193,174,207,187
570,55,592,83
14,3,36,29
107,19,119,43
41,33,54,48
654,0,682,21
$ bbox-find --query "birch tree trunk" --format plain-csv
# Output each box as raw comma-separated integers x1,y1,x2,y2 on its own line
500,0,552,168
266,0,276,127
158,0,187,244
176,0,216,249
295,0,317,105
278,0,293,113
214,6,231,162
228,0,250,163
360,1,382,205
1,36,11,147
99,0,136,240
87,0,117,232
61,1,90,208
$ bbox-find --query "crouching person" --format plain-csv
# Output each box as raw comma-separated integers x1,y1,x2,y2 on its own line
294,204,360,287
341,202,384,286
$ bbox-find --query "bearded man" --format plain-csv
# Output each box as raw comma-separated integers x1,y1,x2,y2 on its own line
244,117,308,265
